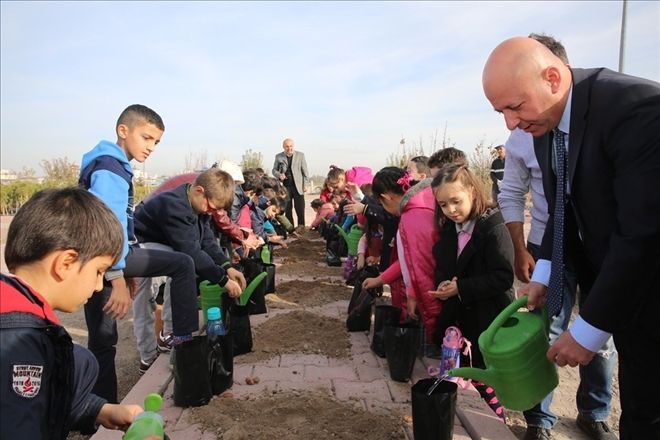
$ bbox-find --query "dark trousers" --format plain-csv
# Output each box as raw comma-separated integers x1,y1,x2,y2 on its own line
285,184,305,227
616,324,660,439
84,246,199,402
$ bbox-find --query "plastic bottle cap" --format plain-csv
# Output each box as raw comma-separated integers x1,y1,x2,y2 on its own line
207,307,221,321
144,393,163,412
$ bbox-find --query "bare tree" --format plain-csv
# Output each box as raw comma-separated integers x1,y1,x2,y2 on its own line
18,167,37,179
183,150,210,172
240,149,264,170
40,157,79,187
468,139,496,197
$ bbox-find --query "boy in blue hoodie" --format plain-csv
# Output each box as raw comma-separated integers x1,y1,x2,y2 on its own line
78,104,200,403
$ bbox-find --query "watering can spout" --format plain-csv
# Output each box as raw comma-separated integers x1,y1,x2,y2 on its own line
333,224,349,242
448,367,496,387
238,272,268,306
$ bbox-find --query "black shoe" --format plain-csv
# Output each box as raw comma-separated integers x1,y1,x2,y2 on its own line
523,426,552,440
576,415,618,440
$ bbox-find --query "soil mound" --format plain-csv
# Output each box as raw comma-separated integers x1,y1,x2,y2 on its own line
235,310,350,364
267,280,351,308
189,390,406,440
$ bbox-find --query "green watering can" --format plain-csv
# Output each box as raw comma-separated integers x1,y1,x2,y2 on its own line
333,223,364,257
448,296,558,411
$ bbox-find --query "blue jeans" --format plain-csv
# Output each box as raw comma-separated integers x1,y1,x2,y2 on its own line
523,242,617,429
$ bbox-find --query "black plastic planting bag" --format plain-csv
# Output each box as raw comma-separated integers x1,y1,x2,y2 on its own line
371,305,401,358
263,263,276,294
384,321,422,382
208,333,234,395
173,336,212,407
238,257,269,315
411,378,457,440
346,287,375,332
227,303,253,355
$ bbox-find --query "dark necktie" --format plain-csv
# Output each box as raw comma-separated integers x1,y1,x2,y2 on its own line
547,129,566,317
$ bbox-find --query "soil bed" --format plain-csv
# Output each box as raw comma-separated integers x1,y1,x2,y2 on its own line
189,390,406,440
277,237,326,263
277,259,343,278
235,310,351,364
267,279,351,308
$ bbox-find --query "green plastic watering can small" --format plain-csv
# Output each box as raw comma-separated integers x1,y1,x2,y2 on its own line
333,223,363,256
238,271,268,306
448,296,558,411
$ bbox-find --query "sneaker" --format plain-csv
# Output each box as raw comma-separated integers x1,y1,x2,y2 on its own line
523,426,552,440
157,330,173,353
576,415,618,440
139,357,156,375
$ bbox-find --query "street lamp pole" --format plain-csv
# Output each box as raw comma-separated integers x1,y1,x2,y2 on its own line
618,0,628,73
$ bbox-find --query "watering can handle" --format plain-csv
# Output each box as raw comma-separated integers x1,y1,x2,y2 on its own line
481,295,529,347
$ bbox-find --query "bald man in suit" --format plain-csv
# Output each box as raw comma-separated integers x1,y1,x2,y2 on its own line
483,37,660,439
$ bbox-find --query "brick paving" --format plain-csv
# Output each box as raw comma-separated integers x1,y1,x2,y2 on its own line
91,244,517,439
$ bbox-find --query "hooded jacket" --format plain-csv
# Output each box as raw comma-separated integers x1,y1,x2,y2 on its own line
79,140,134,275
0,274,106,439
397,179,442,339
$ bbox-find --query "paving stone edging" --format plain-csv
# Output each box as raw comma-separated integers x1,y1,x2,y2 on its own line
92,261,516,440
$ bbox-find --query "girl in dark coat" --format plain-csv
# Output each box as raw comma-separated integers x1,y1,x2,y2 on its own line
430,163,515,422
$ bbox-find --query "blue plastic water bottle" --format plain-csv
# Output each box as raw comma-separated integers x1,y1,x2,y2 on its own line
206,307,227,337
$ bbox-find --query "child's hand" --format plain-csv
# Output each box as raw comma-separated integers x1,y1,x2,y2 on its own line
224,279,242,298
343,202,365,215
105,278,133,320
428,277,458,300
345,181,358,195
362,276,383,290
96,403,143,432
227,267,247,291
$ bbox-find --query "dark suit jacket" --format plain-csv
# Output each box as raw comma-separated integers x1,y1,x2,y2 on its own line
272,151,309,194
535,68,660,337
432,208,515,366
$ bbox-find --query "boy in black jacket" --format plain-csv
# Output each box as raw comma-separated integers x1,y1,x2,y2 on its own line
0,188,142,439
134,168,245,296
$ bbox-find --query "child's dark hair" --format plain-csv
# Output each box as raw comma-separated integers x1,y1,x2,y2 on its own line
261,176,280,191
327,165,345,181
241,169,263,195
194,169,235,209
372,166,407,198
409,155,430,176
428,147,468,170
310,198,325,210
360,183,373,198
269,196,287,212
431,163,491,225
116,104,164,131
5,187,124,272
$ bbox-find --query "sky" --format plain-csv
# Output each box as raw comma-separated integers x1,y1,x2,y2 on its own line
1,1,659,179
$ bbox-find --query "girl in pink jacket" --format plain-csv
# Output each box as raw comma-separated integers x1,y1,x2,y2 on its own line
364,167,442,355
